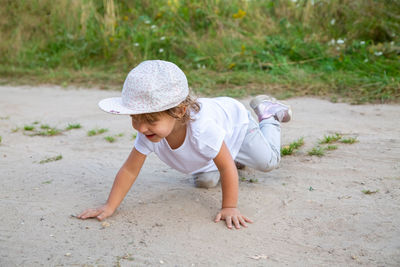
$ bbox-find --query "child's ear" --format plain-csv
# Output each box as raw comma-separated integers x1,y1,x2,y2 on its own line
178,106,187,118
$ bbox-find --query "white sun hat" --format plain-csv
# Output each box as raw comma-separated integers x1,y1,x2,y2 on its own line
98,60,189,115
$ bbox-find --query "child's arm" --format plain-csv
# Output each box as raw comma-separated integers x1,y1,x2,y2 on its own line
213,142,253,229
78,147,146,221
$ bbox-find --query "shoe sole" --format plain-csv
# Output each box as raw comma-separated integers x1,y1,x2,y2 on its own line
250,94,292,123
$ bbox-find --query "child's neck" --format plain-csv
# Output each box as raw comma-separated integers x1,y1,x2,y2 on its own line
166,121,187,149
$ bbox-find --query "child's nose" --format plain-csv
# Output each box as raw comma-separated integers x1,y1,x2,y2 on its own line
133,121,147,133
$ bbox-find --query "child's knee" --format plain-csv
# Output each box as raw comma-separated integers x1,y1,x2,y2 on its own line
254,155,280,172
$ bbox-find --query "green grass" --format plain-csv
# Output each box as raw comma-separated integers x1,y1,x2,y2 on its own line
0,136,2,144
39,154,63,164
66,123,82,130
87,128,108,136
362,189,379,195
281,137,304,156
104,136,116,143
319,133,342,144
0,0,399,103
240,177,258,183
23,123,62,136
24,125,35,131
308,146,325,157
326,145,338,151
340,137,358,144
36,127,61,136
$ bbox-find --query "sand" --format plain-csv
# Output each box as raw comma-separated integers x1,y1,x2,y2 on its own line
0,85,399,266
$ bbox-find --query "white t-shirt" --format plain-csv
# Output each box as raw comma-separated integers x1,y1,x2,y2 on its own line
134,97,249,174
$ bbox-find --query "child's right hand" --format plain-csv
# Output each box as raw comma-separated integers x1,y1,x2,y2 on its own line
77,204,115,221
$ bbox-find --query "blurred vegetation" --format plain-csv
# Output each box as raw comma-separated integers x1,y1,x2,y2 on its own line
0,0,399,103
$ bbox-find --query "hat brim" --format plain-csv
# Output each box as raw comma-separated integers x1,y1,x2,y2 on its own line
98,97,137,115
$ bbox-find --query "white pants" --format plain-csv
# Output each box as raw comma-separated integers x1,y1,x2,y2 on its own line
235,112,281,172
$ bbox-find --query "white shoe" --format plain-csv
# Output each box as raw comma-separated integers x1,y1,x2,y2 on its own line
193,171,220,188
250,95,292,123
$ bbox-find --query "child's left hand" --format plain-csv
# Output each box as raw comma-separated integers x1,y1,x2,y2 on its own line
214,208,253,229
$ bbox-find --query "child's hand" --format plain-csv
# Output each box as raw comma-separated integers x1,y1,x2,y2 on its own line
214,208,253,229
77,204,115,221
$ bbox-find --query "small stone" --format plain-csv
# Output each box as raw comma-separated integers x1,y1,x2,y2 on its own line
65,253,71,257
159,260,164,264
101,222,110,228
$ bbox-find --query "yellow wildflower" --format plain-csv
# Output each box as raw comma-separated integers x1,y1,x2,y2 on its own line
241,44,246,55
123,16,129,21
233,9,246,19
156,12,163,19
109,37,114,43
228,63,236,69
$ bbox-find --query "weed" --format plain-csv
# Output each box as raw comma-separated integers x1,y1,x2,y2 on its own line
281,137,304,156
308,146,325,157
11,127,19,133
309,186,314,191
39,155,62,164
42,180,53,184
24,125,35,131
87,130,96,136
326,145,338,150
340,137,358,144
116,133,124,137
32,121,40,125
87,128,108,136
319,133,342,144
362,189,379,195
98,128,108,134
104,136,116,143
0,116,9,120
0,136,2,144
40,124,50,129
66,123,82,130
132,132,137,140
240,177,258,183
36,127,61,136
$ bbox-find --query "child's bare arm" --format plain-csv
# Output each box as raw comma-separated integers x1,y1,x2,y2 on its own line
213,142,253,229
78,147,146,221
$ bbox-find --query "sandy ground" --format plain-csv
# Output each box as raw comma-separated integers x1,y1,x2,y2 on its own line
0,85,399,266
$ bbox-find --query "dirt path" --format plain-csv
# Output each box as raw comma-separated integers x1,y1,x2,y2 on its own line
1,85,399,266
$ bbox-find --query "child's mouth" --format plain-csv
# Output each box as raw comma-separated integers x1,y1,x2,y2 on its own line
146,134,156,139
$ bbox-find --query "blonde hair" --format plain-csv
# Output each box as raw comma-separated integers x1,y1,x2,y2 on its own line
130,95,200,124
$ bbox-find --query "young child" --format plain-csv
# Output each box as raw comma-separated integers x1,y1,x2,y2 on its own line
78,60,291,229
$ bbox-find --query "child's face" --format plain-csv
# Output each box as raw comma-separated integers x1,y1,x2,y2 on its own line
130,113,180,143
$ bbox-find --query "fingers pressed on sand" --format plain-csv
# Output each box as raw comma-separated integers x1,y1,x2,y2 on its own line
232,217,241,229
226,216,233,229
214,213,222,222
238,216,248,227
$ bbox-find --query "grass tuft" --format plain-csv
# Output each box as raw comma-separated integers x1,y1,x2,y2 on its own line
87,128,108,136
281,137,304,156
362,189,379,195
326,145,338,150
66,123,82,130
319,133,342,144
24,125,35,131
340,137,358,144
308,146,325,157
104,136,116,143
39,155,62,164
